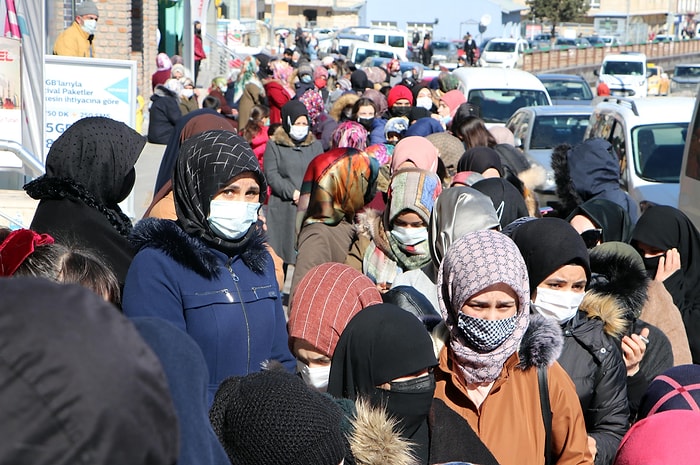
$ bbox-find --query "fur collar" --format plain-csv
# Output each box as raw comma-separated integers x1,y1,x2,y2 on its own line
152,84,178,99
551,143,581,216
580,249,648,338
270,125,317,147
330,93,360,121
129,218,269,279
431,313,564,369
348,399,419,465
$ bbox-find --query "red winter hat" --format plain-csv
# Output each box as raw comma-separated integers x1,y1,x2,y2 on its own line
387,85,414,108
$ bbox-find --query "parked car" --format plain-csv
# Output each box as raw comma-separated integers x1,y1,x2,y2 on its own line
431,40,460,67
595,52,648,98
506,105,593,207
652,34,676,43
647,64,670,96
529,33,554,50
453,67,552,125
678,86,700,228
585,96,696,207
552,37,591,49
347,41,399,65
671,63,700,94
536,73,594,105
588,35,621,47
477,37,529,69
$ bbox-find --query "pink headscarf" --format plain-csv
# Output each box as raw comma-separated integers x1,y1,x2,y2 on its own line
390,136,439,174
331,121,368,150
270,60,295,98
156,53,172,71
440,90,467,118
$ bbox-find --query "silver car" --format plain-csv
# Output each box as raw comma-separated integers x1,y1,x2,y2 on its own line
671,64,700,95
506,105,593,207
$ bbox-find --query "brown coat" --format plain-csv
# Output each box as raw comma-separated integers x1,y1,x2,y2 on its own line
640,280,693,365
433,346,593,465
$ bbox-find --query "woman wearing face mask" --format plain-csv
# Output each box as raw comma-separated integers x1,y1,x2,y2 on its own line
413,85,437,113
122,130,296,404
431,229,592,465
263,100,324,276
509,217,629,465
436,89,466,130
387,84,431,123
178,77,199,115
352,97,387,145
347,169,441,292
288,262,383,392
328,303,438,465
630,205,700,364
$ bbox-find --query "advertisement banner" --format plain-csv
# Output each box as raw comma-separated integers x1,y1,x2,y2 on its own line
44,56,136,157
0,37,21,144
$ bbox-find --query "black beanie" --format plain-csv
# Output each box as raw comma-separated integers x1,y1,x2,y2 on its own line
509,217,591,294
209,369,351,465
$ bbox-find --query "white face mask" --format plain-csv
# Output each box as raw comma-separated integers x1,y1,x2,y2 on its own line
416,96,433,110
181,88,194,98
81,19,97,35
218,85,227,93
207,200,260,240
297,360,330,392
531,287,584,324
391,226,428,246
289,125,309,141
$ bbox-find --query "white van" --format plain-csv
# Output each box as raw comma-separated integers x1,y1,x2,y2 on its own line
678,88,700,228
344,26,408,61
596,52,648,98
478,37,529,69
452,67,552,125
347,41,399,65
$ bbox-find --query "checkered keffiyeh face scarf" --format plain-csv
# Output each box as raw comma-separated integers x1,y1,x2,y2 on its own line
438,229,530,385
173,130,267,254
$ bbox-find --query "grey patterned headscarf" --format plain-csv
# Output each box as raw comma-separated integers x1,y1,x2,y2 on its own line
438,229,530,384
173,130,267,255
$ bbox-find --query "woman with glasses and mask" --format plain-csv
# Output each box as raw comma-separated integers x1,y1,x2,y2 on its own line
263,100,324,278
509,217,629,465
122,130,296,405
567,198,633,249
431,229,591,465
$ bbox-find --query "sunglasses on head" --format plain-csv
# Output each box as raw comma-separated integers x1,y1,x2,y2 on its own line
580,228,603,249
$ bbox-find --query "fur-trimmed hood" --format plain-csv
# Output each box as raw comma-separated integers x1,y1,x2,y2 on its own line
269,124,318,148
581,247,650,338
151,84,178,100
431,313,564,369
347,399,419,465
330,93,360,122
129,217,269,279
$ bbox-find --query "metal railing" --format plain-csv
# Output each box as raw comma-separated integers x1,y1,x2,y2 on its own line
523,40,700,73
0,140,44,177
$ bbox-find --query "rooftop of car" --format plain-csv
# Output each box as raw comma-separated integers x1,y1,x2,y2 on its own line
594,97,695,123
517,105,594,115
536,73,588,81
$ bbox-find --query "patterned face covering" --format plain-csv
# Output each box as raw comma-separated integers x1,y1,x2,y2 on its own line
457,313,518,352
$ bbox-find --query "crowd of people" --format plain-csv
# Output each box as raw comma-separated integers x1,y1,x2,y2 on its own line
3,33,700,465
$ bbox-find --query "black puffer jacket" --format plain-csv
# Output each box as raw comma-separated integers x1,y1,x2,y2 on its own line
558,310,629,465
148,85,182,144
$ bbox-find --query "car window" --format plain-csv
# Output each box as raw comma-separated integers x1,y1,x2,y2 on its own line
468,89,550,123
610,119,627,183
388,36,405,48
542,80,593,101
633,123,688,182
530,115,590,149
486,41,516,53
603,60,645,75
675,66,700,77
685,115,700,180
373,34,386,44
506,111,530,146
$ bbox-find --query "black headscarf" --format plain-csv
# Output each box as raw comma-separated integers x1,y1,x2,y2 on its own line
327,303,437,464
173,130,268,258
0,277,179,465
457,146,504,176
509,217,591,294
472,177,529,229
631,205,700,362
25,116,146,236
281,100,309,136
566,198,633,243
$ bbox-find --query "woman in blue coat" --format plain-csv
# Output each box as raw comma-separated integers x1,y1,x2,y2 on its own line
123,130,295,404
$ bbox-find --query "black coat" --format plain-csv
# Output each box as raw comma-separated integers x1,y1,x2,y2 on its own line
558,311,630,465
148,85,182,144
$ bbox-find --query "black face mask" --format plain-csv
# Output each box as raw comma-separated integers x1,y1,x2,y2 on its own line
643,255,661,276
392,106,411,118
357,117,374,131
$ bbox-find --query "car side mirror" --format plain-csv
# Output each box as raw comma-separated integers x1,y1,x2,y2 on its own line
593,69,599,76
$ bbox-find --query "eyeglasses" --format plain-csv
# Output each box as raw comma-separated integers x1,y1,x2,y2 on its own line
580,229,603,248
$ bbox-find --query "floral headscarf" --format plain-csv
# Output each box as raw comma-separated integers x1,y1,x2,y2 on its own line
296,148,378,234
233,56,264,104
299,89,325,125
438,230,530,384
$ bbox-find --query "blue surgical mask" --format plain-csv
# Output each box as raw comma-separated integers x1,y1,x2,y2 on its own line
208,200,260,240
390,226,428,246
300,74,313,84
